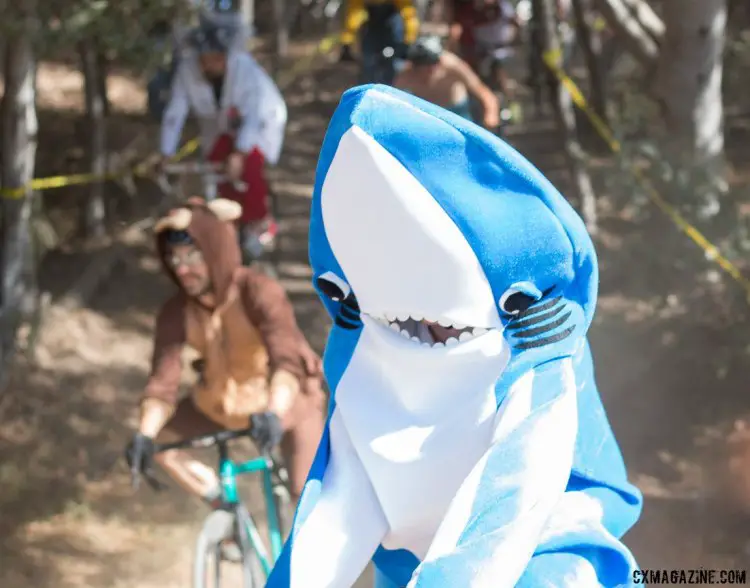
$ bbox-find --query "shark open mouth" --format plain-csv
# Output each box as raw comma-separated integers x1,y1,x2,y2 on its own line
367,313,490,347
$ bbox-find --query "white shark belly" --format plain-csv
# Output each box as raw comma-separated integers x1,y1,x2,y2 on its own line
335,348,500,558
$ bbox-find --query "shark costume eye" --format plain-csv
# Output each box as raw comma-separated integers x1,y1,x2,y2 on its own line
499,282,542,316
316,271,352,302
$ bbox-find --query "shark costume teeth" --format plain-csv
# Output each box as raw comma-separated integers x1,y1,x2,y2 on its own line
366,313,489,347
266,84,643,588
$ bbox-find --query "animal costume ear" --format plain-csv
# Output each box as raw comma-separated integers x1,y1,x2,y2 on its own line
206,198,242,222
154,207,193,233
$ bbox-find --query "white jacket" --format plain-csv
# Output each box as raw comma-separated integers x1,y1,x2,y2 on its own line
160,49,287,165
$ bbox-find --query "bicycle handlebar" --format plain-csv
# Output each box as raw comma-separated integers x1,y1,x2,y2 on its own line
154,427,254,453
157,162,248,193
132,427,280,493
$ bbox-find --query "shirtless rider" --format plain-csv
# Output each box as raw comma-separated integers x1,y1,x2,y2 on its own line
394,35,499,129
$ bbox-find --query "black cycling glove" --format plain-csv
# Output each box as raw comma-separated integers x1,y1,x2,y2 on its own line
249,411,284,454
125,432,156,487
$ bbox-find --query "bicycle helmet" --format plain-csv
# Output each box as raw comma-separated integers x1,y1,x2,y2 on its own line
407,35,444,66
187,20,234,55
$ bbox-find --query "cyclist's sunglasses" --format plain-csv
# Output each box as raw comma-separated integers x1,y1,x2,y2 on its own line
166,247,205,270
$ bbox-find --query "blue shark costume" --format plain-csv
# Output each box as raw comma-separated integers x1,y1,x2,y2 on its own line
265,84,643,588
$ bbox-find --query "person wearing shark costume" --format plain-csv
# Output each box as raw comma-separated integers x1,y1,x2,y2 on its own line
265,84,643,588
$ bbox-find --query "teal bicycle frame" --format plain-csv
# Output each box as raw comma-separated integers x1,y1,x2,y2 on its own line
152,428,290,579
218,450,284,576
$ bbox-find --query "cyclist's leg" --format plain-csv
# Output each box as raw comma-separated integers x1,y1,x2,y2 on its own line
154,397,223,502
238,148,270,225
278,377,327,501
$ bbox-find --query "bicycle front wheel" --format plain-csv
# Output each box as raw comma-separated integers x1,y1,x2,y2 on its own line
193,510,232,588
193,509,264,588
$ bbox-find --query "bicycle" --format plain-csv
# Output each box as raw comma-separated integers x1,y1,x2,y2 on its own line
158,160,281,279
133,428,293,588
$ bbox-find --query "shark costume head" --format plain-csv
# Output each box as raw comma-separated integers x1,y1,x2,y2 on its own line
266,85,643,588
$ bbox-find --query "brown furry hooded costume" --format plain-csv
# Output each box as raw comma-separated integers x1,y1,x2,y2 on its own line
141,197,325,495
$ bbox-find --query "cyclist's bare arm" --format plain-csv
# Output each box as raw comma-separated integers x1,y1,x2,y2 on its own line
240,270,323,429
441,51,500,126
139,294,188,437
160,65,190,158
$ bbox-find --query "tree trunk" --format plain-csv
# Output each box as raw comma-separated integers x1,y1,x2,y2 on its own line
538,0,599,234
572,0,607,121
240,0,254,30
653,0,727,215
654,0,726,164
0,5,39,378
592,0,661,68
273,0,290,62
96,50,111,117
79,40,108,240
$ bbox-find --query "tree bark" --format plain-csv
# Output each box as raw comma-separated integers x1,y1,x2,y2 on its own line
654,0,726,164
592,0,662,68
0,3,39,377
240,0,254,29
620,0,664,41
653,0,727,215
537,0,599,234
572,0,608,122
79,40,108,240
96,50,111,117
272,0,289,73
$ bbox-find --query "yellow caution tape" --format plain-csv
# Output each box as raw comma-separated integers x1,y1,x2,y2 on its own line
0,33,341,201
0,136,201,200
541,49,750,299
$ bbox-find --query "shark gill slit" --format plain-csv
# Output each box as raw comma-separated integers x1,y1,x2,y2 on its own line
506,304,566,331
512,311,573,339
514,294,562,320
335,316,361,330
514,326,576,350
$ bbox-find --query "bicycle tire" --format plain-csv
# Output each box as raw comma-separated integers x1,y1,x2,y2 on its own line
193,510,233,588
193,509,264,588
235,505,267,588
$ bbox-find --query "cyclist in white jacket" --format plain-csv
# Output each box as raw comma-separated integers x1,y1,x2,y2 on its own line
160,14,287,246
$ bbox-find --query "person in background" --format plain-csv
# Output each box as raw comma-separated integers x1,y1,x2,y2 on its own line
159,13,286,258
394,34,500,129
125,198,326,537
339,0,421,85
447,0,522,121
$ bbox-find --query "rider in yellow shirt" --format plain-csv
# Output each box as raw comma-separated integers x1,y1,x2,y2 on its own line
339,0,420,85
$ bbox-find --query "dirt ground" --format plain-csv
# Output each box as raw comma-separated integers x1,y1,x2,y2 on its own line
2,38,750,588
